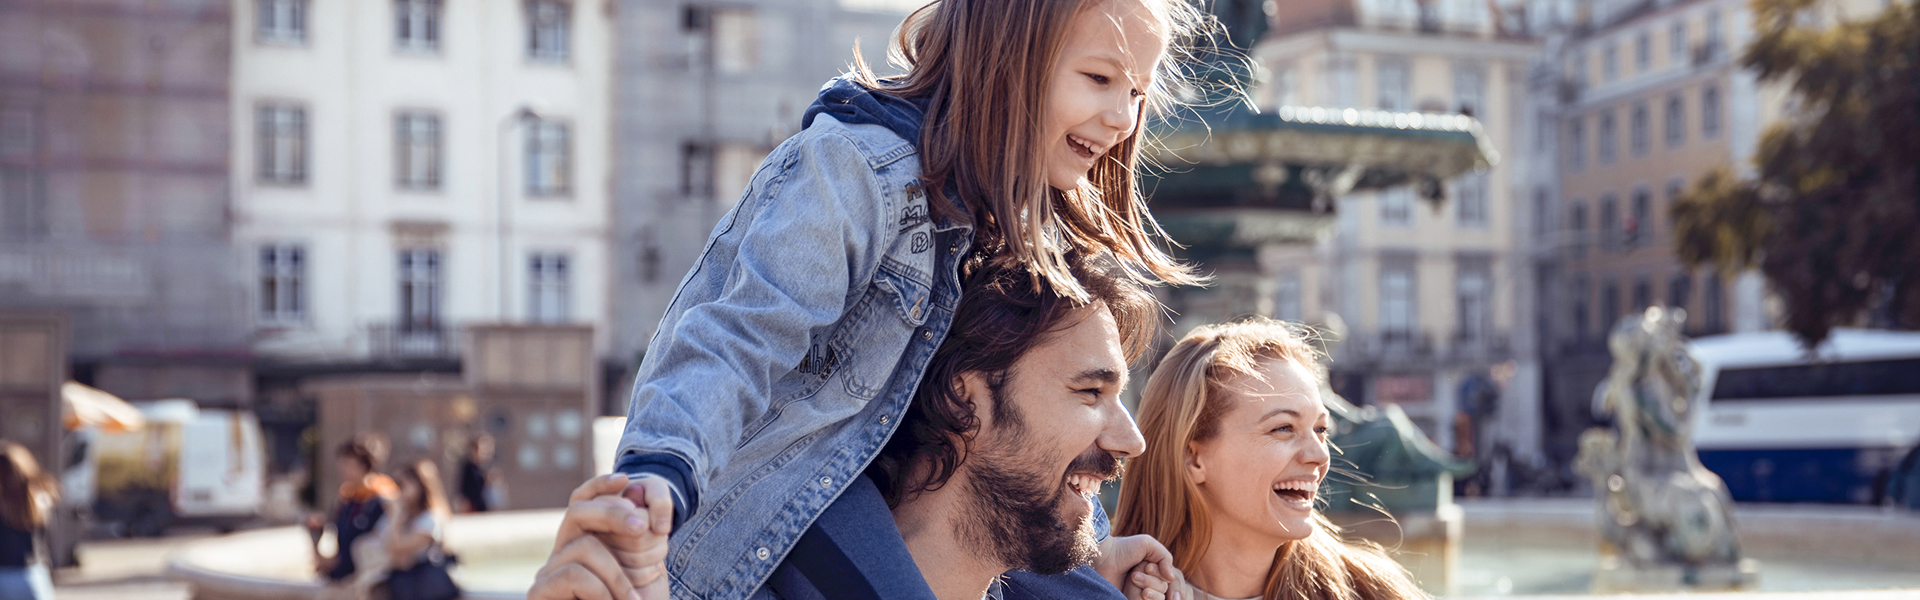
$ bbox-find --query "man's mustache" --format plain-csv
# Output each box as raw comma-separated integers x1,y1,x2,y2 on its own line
1065,447,1122,482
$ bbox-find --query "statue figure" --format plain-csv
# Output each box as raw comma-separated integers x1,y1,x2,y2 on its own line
1575,307,1756,591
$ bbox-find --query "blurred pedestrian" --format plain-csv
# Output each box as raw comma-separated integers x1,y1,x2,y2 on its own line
455,435,492,513
0,441,56,600
382,459,459,600
309,438,396,600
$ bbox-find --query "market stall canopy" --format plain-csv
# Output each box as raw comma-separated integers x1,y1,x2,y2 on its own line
62,381,146,433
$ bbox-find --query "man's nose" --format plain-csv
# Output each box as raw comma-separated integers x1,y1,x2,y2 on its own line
1098,400,1147,459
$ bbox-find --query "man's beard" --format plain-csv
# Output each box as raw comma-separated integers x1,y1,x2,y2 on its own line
957,385,1121,575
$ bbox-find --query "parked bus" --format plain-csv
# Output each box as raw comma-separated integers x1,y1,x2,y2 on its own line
1687,328,1920,503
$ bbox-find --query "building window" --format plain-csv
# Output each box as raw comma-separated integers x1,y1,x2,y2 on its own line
1668,273,1692,317
1670,20,1687,62
1704,272,1725,332
1664,92,1685,147
1635,30,1651,72
1327,55,1358,107
1276,270,1302,323
528,252,570,323
1667,178,1686,230
1633,276,1653,312
1601,279,1621,331
1455,171,1487,227
395,0,441,51
1571,50,1590,88
1630,187,1652,246
394,112,441,190
686,6,760,73
1381,264,1417,337
1572,275,1592,341
1598,110,1617,164
1630,101,1650,156
525,119,571,196
1599,193,1620,250
260,244,305,323
1380,186,1412,226
1567,118,1586,170
257,103,307,185
1376,56,1410,111
681,141,714,199
0,169,47,239
1569,199,1589,259
1453,62,1484,117
1706,8,1724,51
527,1,571,62
1702,84,1722,138
1533,187,1552,238
1603,42,1619,81
257,0,306,43
398,248,441,331
1456,260,1491,342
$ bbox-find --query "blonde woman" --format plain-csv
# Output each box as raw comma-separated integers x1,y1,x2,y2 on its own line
1116,319,1427,600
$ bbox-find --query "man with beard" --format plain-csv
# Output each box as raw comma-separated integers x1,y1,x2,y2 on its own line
530,254,1179,600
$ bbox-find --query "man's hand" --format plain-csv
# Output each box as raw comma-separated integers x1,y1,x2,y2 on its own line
528,474,675,600
1094,534,1183,600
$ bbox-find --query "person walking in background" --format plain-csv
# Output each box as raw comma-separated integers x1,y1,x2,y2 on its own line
457,435,493,513
383,459,460,600
0,441,56,600
309,438,397,600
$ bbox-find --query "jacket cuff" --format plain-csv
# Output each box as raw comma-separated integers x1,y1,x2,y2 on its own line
615,451,699,529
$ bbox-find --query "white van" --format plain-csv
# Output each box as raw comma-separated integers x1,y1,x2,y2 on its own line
73,399,267,535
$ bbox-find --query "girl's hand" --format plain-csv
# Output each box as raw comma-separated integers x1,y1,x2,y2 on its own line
1093,534,1176,591
529,474,674,600
1125,562,1179,600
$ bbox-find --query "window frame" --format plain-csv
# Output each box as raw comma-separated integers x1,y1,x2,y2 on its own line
256,0,307,45
524,117,573,197
394,0,443,53
526,0,572,63
256,102,308,186
393,110,443,191
259,243,307,324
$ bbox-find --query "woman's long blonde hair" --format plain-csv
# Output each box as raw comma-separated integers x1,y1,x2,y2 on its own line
1,440,57,531
852,0,1218,299
1115,319,1427,600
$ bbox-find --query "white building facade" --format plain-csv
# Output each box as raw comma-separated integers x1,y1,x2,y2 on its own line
231,0,614,364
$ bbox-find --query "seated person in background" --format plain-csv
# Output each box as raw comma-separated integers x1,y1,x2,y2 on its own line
530,253,1180,600
1116,319,1428,600
309,438,398,600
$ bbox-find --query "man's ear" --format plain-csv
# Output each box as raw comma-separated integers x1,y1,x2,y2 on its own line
958,371,995,429
1186,439,1208,485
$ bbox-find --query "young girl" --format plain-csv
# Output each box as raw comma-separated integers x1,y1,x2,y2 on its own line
0,441,56,600
1116,319,1428,600
567,1,1220,598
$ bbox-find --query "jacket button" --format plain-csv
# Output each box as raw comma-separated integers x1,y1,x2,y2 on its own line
879,414,891,425
755,547,770,560
819,476,833,487
921,329,933,341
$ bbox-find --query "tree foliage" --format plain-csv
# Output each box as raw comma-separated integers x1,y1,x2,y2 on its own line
1671,0,1920,348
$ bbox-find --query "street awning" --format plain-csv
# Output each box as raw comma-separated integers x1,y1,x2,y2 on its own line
62,381,146,433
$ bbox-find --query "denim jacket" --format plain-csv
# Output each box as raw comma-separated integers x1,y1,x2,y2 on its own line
614,114,974,600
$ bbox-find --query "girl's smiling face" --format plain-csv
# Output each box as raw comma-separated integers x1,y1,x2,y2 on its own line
1187,356,1333,545
1042,0,1167,191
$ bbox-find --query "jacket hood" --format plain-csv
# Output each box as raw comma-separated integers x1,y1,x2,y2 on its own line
802,76,929,146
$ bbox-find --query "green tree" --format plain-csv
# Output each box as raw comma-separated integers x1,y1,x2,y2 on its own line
1671,0,1919,348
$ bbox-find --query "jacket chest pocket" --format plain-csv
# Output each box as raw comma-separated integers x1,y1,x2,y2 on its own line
833,258,933,399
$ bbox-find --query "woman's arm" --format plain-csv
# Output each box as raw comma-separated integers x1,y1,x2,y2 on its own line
385,510,438,569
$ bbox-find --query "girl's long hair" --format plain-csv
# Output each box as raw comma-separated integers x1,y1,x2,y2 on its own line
1116,319,1428,600
851,0,1216,299
396,458,452,523
1,440,57,531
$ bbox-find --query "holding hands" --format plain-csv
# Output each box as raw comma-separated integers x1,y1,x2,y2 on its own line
1096,534,1186,600
529,474,676,600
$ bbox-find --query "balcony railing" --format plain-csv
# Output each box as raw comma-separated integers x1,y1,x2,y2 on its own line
367,323,459,360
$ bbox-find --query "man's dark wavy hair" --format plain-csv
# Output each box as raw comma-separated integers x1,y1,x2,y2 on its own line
865,251,1159,508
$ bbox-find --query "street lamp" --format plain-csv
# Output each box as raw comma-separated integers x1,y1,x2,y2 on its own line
498,106,541,322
